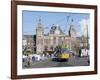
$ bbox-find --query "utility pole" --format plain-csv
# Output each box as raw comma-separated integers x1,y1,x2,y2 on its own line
65,15,70,35
87,24,89,49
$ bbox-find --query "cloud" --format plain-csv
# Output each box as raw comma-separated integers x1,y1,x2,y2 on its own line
79,19,90,37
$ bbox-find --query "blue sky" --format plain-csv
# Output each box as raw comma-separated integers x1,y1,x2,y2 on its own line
22,10,90,37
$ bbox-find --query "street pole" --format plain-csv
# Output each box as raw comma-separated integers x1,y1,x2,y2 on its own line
87,25,89,49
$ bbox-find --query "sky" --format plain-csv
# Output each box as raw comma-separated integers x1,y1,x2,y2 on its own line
22,10,90,37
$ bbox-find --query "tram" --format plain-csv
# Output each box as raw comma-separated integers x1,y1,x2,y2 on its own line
52,48,75,61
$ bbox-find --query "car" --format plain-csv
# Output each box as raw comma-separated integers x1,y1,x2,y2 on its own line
30,54,48,61
31,54,41,61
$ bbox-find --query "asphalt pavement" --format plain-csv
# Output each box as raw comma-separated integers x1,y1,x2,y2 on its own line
23,56,90,68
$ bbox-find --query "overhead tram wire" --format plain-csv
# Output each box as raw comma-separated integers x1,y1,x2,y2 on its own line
40,15,72,34
49,15,71,34
64,15,70,34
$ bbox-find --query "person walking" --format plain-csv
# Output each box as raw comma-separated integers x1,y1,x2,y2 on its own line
79,48,81,57
27,55,31,67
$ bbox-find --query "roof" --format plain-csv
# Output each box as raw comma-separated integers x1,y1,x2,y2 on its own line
23,35,34,40
49,24,64,35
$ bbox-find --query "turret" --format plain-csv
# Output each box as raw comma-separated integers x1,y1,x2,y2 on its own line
69,19,76,38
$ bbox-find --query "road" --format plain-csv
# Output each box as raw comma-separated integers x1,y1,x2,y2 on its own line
23,56,90,68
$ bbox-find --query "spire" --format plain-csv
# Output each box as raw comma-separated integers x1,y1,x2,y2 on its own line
37,16,43,28
36,16,44,35
69,18,76,37
69,19,74,31
39,16,41,24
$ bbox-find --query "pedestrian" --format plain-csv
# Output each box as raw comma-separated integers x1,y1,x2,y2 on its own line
87,49,90,65
87,59,90,65
27,55,31,67
79,48,81,57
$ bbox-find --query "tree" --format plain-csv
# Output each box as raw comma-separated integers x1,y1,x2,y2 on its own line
24,49,32,56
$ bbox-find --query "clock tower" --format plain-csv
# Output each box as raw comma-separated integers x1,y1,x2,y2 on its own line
36,17,44,54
